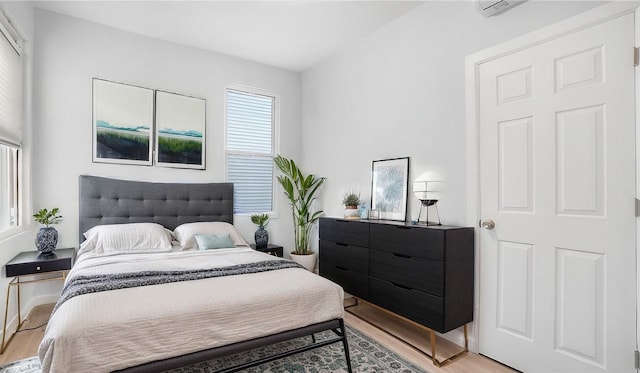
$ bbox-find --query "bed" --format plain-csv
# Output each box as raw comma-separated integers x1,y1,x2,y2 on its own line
38,175,352,373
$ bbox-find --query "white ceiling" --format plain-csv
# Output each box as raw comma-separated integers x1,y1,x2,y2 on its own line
33,1,426,72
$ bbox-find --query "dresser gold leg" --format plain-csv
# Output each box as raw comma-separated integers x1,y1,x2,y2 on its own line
430,329,437,365
431,324,469,367
345,298,469,367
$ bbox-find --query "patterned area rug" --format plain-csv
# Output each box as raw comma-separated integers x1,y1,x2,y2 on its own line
0,327,427,373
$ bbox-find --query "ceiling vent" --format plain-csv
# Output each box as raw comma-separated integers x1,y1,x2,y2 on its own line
477,0,527,17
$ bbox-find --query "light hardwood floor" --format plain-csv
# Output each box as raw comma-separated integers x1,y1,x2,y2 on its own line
0,303,51,365
0,302,517,372
343,300,517,373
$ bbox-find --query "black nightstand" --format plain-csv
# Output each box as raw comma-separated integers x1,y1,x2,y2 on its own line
250,244,283,258
6,248,75,277
2,248,75,353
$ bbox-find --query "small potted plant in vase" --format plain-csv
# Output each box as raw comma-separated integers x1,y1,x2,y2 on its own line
342,191,361,220
274,154,326,272
250,213,270,250
33,208,62,255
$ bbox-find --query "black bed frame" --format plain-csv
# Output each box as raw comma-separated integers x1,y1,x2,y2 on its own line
115,319,351,373
78,175,353,373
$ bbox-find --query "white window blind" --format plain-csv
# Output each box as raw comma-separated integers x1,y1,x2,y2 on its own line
0,15,21,232
226,89,275,214
0,25,21,147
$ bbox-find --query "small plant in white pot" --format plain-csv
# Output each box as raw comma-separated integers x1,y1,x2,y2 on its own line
33,208,62,255
342,191,361,219
274,154,326,272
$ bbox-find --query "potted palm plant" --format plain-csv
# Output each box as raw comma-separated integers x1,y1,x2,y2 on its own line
274,154,326,272
33,207,62,255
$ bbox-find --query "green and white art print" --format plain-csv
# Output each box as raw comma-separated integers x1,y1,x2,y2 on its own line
155,91,206,169
371,157,409,221
92,79,154,165
92,78,206,169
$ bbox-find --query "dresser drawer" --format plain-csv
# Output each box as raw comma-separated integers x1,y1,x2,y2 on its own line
319,240,368,274
369,249,443,296
370,224,444,260
319,218,369,247
319,262,369,300
369,277,445,332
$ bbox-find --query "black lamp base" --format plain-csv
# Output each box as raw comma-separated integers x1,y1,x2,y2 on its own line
417,199,441,225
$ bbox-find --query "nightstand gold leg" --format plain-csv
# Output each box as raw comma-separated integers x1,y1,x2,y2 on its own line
1,281,9,354
1,272,68,354
1,277,16,354
1,249,73,354
16,277,20,327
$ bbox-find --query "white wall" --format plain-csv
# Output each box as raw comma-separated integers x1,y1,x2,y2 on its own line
302,1,604,228
32,9,302,253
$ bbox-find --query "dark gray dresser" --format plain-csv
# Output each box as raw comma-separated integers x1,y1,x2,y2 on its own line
319,217,474,334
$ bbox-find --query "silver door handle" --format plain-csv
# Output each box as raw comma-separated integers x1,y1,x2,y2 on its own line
480,219,495,230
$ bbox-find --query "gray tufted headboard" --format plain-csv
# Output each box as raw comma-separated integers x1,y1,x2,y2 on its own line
79,175,234,243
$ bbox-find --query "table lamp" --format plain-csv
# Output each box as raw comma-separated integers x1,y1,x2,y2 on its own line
413,177,444,225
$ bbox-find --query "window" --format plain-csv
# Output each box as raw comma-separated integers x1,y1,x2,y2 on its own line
0,146,18,230
0,13,22,231
225,88,277,214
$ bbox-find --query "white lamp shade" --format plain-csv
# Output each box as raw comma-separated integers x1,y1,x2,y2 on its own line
413,180,445,201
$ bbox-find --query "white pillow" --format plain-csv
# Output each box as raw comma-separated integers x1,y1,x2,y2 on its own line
79,222,173,256
173,222,248,250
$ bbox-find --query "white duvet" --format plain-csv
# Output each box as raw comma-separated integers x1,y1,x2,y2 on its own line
38,247,344,373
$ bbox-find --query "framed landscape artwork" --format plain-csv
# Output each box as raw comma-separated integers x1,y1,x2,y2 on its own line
155,91,206,169
92,79,154,165
371,157,410,221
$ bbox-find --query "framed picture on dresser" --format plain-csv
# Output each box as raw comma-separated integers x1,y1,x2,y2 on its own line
371,157,409,221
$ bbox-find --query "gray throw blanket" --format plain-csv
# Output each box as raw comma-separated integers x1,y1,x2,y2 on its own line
53,259,303,314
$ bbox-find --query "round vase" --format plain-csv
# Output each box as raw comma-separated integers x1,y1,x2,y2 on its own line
36,227,58,254
254,226,268,249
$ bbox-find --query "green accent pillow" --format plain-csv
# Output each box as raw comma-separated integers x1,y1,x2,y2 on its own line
194,234,235,250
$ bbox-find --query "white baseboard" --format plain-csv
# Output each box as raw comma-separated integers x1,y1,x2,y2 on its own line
438,324,478,353
440,328,465,345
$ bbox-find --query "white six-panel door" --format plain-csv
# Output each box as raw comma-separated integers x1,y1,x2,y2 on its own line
478,13,636,373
